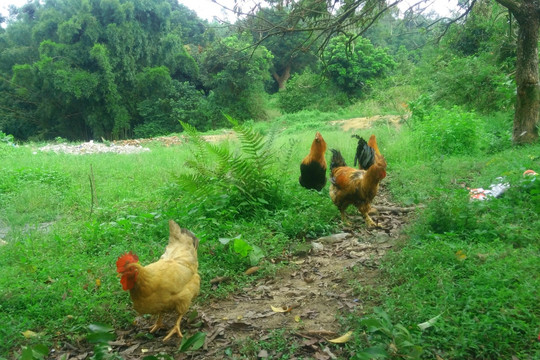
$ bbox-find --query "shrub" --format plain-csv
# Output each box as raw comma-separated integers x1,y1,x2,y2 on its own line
410,103,484,156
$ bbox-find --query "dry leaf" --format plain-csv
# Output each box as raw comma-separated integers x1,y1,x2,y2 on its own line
22,330,38,338
210,276,230,284
245,266,260,275
455,250,467,261
271,305,292,313
328,331,353,343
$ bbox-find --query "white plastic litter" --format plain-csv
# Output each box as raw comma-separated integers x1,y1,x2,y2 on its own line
468,177,510,201
468,170,537,201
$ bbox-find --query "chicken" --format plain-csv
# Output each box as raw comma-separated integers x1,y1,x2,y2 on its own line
299,131,327,191
352,134,375,170
116,220,200,341
329,135,387,227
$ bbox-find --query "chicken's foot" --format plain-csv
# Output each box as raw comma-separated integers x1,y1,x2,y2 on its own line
363,214,377,228
163,315,184,341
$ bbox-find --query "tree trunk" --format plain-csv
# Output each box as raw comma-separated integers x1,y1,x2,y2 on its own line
497,0,540,144
272,63,292,91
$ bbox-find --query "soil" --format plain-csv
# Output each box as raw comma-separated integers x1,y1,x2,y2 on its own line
29,117,414,359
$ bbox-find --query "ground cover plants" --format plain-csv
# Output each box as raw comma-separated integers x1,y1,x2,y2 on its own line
1,104,539,359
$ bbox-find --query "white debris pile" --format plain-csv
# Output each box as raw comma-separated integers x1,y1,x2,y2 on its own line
38,140,150,155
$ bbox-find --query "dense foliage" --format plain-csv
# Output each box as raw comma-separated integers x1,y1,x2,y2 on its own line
0,0,530,143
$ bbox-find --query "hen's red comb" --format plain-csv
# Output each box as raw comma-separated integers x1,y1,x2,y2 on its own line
116,251,139,273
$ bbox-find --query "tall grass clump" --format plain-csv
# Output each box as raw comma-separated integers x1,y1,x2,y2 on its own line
408,100,483,156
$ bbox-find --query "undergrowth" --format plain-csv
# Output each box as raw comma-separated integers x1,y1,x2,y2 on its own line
0,109,539,359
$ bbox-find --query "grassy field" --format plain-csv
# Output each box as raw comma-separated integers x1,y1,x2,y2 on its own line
0,107,539,359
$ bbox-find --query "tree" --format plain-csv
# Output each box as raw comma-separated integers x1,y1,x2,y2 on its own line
226,0,539,144
0,0,207,141
243,7,318,91
200,35,272,122
323,35,395,96
494,0,539,144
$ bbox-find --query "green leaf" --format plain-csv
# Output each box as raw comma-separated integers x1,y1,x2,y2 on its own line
233,238,252,257
360,317,383,332
87,323,115,343
88,324,114,333
179,332,206,352
249,244,265,265
219,235,241,245
87,332,115,344
20,347,34,360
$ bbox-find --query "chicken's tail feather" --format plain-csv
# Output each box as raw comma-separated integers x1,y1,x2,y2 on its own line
367,135,382,156
162,220,199,262
352,135,375,169
330,149,347,172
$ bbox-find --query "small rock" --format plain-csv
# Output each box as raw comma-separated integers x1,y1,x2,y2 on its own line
311,242,324,253
258,349,269,358
317,233,351,244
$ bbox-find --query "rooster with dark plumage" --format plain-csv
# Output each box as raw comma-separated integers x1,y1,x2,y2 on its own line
299,131,327,191
329,135,387,227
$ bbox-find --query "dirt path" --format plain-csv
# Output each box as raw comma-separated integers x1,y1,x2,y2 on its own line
52,184,411,360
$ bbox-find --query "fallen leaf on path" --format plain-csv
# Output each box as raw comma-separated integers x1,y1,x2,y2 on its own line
245,266,260,275
328,330,353,343
210,276,230,284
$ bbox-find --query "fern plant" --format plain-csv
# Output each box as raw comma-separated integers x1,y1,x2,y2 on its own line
177,116,282,219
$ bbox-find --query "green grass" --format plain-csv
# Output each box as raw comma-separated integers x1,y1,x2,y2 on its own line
0,107,539,359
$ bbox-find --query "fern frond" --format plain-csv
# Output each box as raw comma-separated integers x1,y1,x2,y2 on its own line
177,115,282,217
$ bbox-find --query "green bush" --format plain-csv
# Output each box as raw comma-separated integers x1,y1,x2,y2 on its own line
410,103,484,156
277,70,350,113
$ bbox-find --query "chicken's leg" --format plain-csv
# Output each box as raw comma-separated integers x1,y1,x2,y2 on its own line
163,313,184,341
149,314,163,333
340,209,351,225
359,205,377,228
